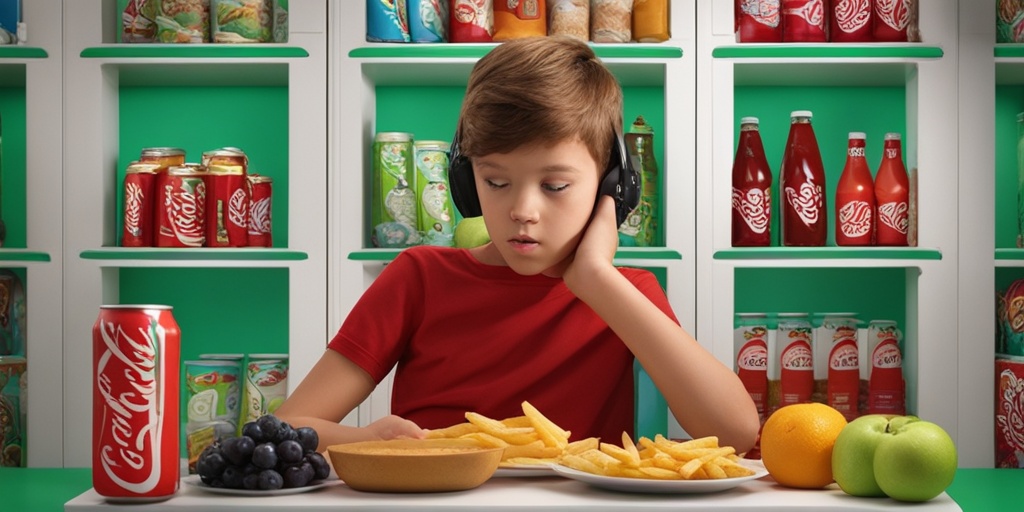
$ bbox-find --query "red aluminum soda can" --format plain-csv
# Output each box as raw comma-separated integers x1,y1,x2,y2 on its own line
92,305,180,502
247,174,273,247
872,0,909,42
156,164,207,248
139,147,186,172
203,149,249,247
782,0,827,42
830,0,873,42
122,162,162,247
736,0,783,42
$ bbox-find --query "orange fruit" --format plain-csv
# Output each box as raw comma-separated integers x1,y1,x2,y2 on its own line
760,403,848,489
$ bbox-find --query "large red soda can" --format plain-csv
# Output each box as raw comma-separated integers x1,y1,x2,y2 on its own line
732,117,773,246
872,0,909,42
248,174,273,247
830,0,873,42
782,0,827,42
203,148,250,248
121,162,162,247
92,305,180,501
780,111,827,246
736,0,783,42
156,165,207,248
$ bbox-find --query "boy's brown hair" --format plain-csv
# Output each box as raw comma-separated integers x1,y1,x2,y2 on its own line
457,36,623,168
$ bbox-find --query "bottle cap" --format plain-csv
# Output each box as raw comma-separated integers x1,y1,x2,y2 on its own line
848,132,866,140
740,116,759,125
790,110,813,119
884,132,902,141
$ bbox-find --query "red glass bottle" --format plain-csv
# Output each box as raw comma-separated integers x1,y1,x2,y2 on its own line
782,0,827,42
732,117,773,247
835,132,875,246
830,0,873,42
875,132,910,246
872,0,910,42
736,0,783,42
780,111,827,247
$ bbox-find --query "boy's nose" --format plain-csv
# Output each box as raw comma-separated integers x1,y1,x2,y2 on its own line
509,193,540,224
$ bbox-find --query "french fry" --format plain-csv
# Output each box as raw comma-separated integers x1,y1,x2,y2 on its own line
564,437,599,455
621,432,641,465
465,412,540,445
522,400,570,449
503,440,561,460
678,447,735,479
504,456,558,466
561,454,603,474
458,431,509,448
639,466,684,480
600,442,640,468
501,415,532,428
425,422,480,439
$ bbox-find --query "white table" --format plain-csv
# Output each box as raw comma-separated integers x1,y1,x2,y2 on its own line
65,474,962,511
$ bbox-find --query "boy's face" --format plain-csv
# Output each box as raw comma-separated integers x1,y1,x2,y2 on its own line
471,137,602,277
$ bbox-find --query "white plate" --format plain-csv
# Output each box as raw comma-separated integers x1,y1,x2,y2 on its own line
550,459,768,494
494,463,555,477
183,475,339,496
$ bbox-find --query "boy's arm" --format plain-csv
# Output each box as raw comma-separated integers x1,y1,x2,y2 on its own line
274,349,426,451
564,198,760,453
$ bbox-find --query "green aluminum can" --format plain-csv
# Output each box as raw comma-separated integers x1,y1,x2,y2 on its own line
372,132,419,248
414,140,455,247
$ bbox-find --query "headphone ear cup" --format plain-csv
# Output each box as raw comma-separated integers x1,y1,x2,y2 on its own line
601,131,641,226
448,136,482,218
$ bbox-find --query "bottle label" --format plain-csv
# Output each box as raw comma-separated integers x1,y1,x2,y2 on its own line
875,0,909,31
783,0,825,30
849,146,865,158
731,187,771,235
784,180,823,228
886,148,900,159
740,0,782,28
878,201,909,234
839,200,872,237
834,0,871,33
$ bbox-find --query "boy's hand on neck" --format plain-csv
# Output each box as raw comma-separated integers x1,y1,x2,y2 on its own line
562,196,621,298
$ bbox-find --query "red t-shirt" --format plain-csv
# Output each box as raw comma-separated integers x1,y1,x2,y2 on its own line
328,246,679,441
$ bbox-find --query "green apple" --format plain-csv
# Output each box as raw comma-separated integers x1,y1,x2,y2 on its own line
832,414,957,502
453,216,490,248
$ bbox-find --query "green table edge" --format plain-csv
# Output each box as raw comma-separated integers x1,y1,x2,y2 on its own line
0,250,51,262
0,46,48,58
81,249,308,261
714,247,942,260
712,45,944,59
349,45,682,60
80,45,309,59
349,247,683,262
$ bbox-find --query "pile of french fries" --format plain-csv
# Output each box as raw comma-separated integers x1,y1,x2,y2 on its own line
426,400,756,480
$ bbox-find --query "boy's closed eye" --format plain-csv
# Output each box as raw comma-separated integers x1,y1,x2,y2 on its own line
482,179,571,193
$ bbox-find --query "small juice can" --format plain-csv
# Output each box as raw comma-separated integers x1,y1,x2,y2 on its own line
122,162,162,247
414,140,455,247
865,320,905,415
372,133,419,248
409,0,447,42
156,164,207,248
247,174,273,247
775,313,814,409
203,150,250,248
734,313,769,422
0,355,26,467
184,359,243,473
242,354,288,423
367,0,411,42
814,313,860,421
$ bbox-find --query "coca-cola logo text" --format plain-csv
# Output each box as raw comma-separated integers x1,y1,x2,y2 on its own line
124,182,144,237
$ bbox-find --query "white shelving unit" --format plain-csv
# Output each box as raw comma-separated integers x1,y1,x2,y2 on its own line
60,0,328,467
332,2,698,437
695,0,986,464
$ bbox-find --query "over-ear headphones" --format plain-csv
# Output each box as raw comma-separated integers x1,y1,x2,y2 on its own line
448,126,640,226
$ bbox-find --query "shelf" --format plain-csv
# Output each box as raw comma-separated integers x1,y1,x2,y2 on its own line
79,248,307,267
349,44,682,60
80,45,308,59
713,44,944,59
0,250,51,263
714,247,942,261
348,247,683,263
0,46,48,59
994,249,1024,265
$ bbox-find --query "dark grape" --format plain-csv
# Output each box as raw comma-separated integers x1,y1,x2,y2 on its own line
199,475,216,486
283,464,312,488
307,452,331,480
258,469,284,491
242,473,260,491
272,422,298,444
242,421,266,443
295,427,319,452
252,442,278,469
243,463,261,475
236,436,256,462
256,415,283,437
222,465,245,489
196,451,227,479
277,440,303,464
220,437,247,466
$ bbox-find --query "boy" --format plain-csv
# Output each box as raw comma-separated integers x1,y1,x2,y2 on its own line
276,36,759,453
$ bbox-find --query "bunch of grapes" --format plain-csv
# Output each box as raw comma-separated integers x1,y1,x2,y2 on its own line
195,414,331,491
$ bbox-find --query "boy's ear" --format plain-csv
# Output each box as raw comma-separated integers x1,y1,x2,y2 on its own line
449,130,482,218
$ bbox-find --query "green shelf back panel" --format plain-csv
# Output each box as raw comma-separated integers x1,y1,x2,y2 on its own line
370,84,667,248
117,86,289,247
81,46,308,59
0,47,48,59
713,45,943,59
350,45,682,60
995,85,1023,248
733,85,907,247
0,85,27,249
117,267,289,457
